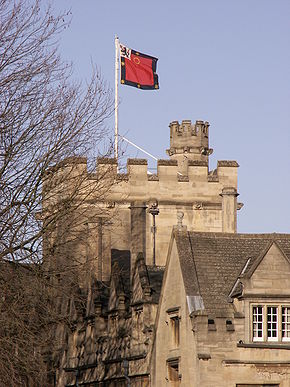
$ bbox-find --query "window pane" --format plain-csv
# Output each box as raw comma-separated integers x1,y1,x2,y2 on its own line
282,306,290,340
253,306,263,341
267,306,278,341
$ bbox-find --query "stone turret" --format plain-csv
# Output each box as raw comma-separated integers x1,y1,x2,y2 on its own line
167,120,213,175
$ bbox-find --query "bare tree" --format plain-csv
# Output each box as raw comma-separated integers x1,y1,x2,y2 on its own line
0,0,115,385
0,0,114,262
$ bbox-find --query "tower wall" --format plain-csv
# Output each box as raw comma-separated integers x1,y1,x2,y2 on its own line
105,157,240,266
43,120,242,273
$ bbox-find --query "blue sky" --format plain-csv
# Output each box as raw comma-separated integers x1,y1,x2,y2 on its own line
53,0,290,233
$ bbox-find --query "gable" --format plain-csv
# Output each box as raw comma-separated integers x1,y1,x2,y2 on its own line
108,262,126,311
246,243,290,296
154,235,188,337
131,257,146,304
162,239,186,310
131,267,143,304
155,231,204,321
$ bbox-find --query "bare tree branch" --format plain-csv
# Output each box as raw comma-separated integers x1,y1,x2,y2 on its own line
0,0,116,384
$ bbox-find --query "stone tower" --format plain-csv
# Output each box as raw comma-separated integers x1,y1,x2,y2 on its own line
44,118,242,280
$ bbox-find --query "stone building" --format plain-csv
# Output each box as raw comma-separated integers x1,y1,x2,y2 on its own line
152,230,290,387
99,119,241,268
45,119,290,386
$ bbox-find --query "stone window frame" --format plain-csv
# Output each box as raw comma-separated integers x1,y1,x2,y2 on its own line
251,303,290,343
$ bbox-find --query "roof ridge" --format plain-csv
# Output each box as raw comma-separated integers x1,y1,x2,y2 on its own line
188,231,290,239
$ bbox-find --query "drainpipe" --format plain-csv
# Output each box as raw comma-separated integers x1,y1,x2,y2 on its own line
122,359,130,387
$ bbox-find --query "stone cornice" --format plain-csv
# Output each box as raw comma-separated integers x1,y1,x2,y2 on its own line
127,158,148,165
217,160,239,167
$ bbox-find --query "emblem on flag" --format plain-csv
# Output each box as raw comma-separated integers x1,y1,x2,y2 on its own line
120,44,159,90
120,44,131,60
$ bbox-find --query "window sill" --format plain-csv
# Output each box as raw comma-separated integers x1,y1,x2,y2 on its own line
237,342,290,349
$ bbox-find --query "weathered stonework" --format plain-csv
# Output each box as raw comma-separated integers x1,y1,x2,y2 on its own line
152,232,290,387
42,118,290,386
46,120,241,274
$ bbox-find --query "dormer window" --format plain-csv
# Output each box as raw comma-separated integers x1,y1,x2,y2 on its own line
252,304,290,342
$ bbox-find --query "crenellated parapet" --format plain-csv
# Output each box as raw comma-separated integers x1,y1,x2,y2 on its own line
106,157,239,205
167,120,212,161
166,120,213,174
46,156,239,198
86,157,238,189
45,152,238,193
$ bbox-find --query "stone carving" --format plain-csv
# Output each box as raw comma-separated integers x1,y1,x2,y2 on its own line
177,211,184,230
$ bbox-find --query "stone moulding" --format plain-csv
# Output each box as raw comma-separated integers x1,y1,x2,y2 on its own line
178,175,189,182
103,353,147,364
97,157,117,164
208,175,219,182
117,173,129,181
59,156,87,165
188,160,208,167
166,306,180,314
217,160,239,167
224,358,290,364
147,174,159,181
157,159,178,166
127,158,148,165
198,353,211,360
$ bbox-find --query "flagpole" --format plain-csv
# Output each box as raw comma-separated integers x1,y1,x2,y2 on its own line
114,35,119,161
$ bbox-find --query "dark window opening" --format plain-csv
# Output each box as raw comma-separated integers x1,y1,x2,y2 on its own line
170,316,180,347
167,359,180,386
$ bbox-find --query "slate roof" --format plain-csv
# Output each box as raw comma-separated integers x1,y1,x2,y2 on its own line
175,231,290,317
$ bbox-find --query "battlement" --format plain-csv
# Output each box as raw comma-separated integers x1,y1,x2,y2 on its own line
45,155,240,226
167,120,213,163
47,118,217,181
123,157,235,183
49,156,238,189
169,119,209,139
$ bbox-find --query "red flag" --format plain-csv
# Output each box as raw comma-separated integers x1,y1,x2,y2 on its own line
120,44,159,90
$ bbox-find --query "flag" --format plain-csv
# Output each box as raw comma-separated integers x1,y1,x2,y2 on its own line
120,44,159,90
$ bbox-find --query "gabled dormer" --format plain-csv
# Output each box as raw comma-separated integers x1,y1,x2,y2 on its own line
231,240,290,345
153,231,290,387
